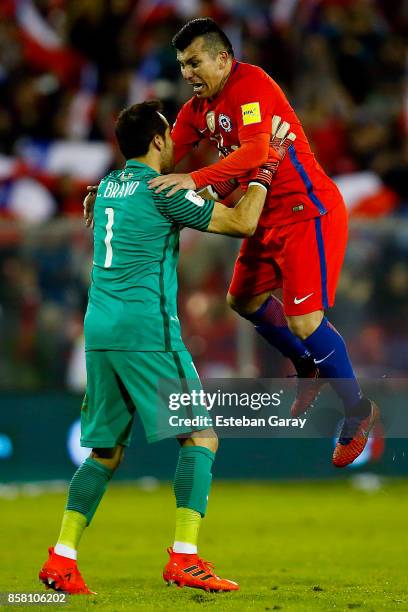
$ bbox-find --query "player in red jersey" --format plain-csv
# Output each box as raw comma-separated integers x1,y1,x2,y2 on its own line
149,18,380,467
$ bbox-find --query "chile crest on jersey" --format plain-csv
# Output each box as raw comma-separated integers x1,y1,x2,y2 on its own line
203,105,238,158
219,113,232,132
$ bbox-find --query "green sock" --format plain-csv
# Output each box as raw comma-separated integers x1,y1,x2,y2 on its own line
66,457,113,525
173,446,215,517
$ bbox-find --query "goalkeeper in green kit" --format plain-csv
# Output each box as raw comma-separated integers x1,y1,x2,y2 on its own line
39,100,295,594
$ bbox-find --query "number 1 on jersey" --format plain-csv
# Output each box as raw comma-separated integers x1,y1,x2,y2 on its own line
104,207,114,268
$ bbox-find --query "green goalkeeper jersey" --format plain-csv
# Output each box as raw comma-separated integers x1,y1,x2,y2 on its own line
84,160,214,351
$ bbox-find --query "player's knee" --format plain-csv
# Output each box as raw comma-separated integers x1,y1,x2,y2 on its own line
205,434,219,454
286,312,323,340
226,292,270,317
91,445,124,471
226,292,240,312
182,429,219,454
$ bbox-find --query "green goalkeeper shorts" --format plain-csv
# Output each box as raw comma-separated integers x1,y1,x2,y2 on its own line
81,350,211,447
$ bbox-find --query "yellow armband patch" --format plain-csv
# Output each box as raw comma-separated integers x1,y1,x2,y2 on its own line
241,102,261,126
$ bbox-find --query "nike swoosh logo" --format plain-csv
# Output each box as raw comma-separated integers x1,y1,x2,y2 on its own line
314,349,335,364
294,293,314,304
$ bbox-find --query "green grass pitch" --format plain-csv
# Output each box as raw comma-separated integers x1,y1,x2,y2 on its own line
2,480,408,611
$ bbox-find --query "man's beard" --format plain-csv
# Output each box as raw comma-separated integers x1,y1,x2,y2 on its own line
161,158,175,174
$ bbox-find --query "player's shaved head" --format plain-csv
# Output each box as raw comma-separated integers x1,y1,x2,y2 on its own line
115,100,167,159
172,18,234,58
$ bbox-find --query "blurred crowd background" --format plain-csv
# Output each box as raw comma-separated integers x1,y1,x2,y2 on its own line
0,0,407,391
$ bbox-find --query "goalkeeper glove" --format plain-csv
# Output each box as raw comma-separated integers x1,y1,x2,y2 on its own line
268,115,296,169
248,164,276,191
249,118,296,190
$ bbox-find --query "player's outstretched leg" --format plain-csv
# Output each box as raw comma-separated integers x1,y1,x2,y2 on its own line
290,316,381,467
39,446,122,594
231,293,325,415
163,433,239,592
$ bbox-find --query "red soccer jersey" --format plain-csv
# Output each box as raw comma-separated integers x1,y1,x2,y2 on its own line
171,60,344,227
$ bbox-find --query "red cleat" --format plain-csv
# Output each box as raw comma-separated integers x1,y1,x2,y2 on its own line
39,547,95,595
290,366,326,417
163,547,239,592
333,401,381,468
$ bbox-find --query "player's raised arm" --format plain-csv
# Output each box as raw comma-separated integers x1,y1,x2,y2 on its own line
150,116,294,196
156,164,274,238
154,125,296,236
149,133,270,195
